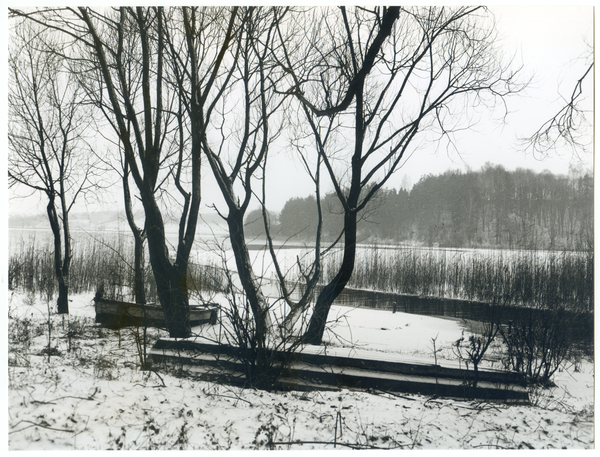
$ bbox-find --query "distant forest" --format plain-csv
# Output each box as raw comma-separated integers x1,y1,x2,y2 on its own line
246,165,593,251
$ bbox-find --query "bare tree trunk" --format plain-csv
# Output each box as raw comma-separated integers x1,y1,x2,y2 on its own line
76,7,196,338
58,160,72,314
303,209,358,345
143,197,191,338
47,198,69,314
226,206,271,348
123,165,147,304
132,233,146,304
56,281,69,314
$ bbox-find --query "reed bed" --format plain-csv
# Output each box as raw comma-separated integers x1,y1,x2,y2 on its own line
8,235,226,303
323,246,593,312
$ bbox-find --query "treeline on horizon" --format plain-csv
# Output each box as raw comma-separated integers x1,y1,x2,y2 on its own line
246,164,593,251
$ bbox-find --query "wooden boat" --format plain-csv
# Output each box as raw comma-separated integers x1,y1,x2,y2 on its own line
94,297,218,329
149,339,529,402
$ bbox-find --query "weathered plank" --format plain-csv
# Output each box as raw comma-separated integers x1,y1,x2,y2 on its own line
149,339,529,402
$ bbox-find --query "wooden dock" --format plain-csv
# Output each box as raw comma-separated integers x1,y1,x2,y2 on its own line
94,298,218,329
149,339,529,402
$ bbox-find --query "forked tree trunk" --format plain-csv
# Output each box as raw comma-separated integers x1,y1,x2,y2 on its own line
301,80,367,346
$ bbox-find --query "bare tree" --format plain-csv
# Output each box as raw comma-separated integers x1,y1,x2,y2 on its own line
8,19,97,314
174,7,324,362
75,7,189,336
86,26,149,305
276,6,525,344
188,7,274,350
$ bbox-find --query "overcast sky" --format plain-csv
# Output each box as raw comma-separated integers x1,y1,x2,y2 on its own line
3,5,595,217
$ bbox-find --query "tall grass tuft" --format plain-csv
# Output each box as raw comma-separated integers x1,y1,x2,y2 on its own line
9,235,227,303
322,246,593,312
8,235,55,297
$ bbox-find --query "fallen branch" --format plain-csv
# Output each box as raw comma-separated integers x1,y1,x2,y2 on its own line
374,389,417,401
271,440,405,450
30,387,100,405
205,392,253,405
471,443,512,450
10,420,74,434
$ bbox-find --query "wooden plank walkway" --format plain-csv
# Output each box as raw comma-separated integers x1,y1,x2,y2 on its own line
149,338,529,402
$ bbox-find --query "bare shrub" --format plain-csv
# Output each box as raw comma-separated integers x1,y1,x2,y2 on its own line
205,245,308,391
63,316,95,354
217,284,299,390
94,355,119,380
499,306,580,385
452,314,501,388
8,306,43,367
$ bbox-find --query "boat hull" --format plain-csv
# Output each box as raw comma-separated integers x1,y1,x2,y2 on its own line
94,298,218,329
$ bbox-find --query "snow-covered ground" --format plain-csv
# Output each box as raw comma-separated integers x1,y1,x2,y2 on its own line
6,291,594,450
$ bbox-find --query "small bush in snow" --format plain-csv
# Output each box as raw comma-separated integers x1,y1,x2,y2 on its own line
94,355,119,380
